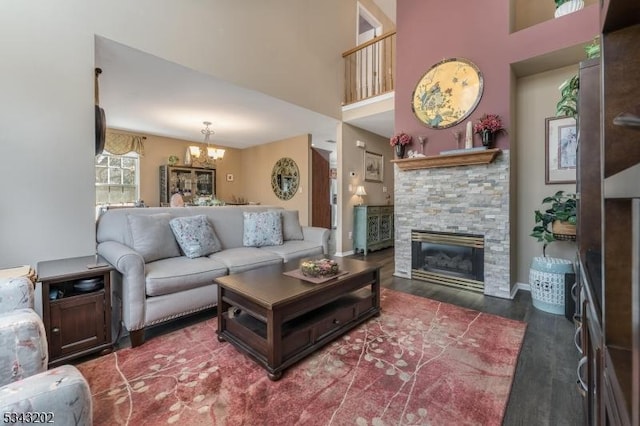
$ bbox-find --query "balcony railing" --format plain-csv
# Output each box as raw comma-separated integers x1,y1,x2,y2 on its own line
342,30,396,106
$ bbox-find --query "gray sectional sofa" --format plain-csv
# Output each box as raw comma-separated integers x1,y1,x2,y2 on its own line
96,205,330,347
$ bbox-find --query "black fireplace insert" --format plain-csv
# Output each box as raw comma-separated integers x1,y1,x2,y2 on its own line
411,230,484,292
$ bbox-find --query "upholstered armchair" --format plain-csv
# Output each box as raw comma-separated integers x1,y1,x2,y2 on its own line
0,276,92,425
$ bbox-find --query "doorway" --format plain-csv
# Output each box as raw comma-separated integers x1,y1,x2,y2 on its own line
311,148,331,229
357,3,383,99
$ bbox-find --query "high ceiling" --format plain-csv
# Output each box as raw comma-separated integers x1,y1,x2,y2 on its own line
95,2,396,153
95,37,344,151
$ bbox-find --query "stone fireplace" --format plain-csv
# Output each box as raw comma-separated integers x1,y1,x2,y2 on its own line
394,151,511,298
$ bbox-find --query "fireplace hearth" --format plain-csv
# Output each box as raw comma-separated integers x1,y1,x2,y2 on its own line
411,230,484,292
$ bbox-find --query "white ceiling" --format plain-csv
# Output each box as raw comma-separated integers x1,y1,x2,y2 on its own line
344,102,395,138
95,36,393,153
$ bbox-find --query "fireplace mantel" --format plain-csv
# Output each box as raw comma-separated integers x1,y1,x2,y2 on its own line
391,148,501,171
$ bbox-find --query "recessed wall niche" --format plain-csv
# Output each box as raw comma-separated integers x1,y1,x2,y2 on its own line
511,0,597,32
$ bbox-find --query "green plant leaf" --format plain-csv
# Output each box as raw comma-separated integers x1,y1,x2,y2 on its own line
531,190,576,246
584,36,601,59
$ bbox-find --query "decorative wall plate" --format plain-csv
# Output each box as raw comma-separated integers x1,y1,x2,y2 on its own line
411,58,483,129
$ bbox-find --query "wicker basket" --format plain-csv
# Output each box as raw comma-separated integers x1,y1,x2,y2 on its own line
552,220,576,241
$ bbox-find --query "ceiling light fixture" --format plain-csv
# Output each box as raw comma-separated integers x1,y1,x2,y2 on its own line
201,121,225,160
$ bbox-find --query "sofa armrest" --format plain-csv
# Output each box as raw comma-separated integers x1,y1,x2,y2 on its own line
0,277,34,314
302,226,331,255
0,309,47,386
97,241,147,332
0,365,92,426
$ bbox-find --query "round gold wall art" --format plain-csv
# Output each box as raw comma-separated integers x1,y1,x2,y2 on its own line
411,58,483,129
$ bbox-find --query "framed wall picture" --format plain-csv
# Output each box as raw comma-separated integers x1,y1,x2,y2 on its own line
364,151,383,182
545,116,577,184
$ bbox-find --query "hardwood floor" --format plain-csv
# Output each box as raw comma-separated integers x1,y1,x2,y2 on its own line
109,248,583,425
353,248,584,426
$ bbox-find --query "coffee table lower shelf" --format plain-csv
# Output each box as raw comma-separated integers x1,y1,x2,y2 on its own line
217,288,380,381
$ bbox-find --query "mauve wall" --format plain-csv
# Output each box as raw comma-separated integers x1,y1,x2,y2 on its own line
394,1,599,155
393,1,599,293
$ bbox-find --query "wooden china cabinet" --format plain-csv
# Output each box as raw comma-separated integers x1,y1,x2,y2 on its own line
576,1,640,424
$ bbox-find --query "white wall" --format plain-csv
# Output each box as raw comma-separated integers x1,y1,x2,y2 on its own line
0,0,355,268
516,64,579,284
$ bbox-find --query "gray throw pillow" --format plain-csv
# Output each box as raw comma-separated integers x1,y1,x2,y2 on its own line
127,213,181,263
169,215,222,259
243,211,283,247
280,210,304,241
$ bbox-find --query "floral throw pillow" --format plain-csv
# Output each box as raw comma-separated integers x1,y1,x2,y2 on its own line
169,215,222,259
243,211,283,247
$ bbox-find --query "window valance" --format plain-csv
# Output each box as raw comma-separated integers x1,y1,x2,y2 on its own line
105,132,145,155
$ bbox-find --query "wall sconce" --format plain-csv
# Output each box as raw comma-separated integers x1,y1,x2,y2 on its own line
355,185,367,205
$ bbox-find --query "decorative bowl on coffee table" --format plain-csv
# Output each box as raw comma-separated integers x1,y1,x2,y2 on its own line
300,258,339,278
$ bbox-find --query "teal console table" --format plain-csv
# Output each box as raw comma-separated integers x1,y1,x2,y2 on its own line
353,205,394,255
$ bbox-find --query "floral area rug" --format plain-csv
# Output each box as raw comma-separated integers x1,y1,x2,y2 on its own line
77,289,526,425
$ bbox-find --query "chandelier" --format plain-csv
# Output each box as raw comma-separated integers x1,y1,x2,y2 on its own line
189,121,224,160
201,121,225,160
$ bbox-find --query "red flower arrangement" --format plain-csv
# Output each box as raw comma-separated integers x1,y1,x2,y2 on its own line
473,114,506,134
390,132,412,147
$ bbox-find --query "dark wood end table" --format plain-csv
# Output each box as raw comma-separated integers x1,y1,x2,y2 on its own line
37,255,114,367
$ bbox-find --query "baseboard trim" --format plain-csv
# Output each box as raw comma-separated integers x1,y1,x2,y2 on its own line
516,282,531,292
333,250,354,257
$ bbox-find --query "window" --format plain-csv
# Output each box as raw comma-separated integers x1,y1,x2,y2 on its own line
95,151,139,205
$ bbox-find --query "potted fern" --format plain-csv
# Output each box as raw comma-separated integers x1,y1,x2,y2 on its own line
531,190,577,256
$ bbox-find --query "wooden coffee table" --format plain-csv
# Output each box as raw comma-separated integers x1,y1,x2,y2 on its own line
215,257,381,380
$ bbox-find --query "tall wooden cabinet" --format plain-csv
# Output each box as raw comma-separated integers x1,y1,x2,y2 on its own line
576,56,603,425
159,165,216,205
577,2,640,424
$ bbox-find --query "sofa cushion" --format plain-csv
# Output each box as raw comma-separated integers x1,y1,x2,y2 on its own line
209,247,282,274
279,210,304,241
126,213,180,263
243,211,283,247
260,240,324,263
169,215,222,259
145,256,228,297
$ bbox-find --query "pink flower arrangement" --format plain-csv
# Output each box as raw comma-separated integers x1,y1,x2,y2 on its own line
390,132,412,147
473,114,506,134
